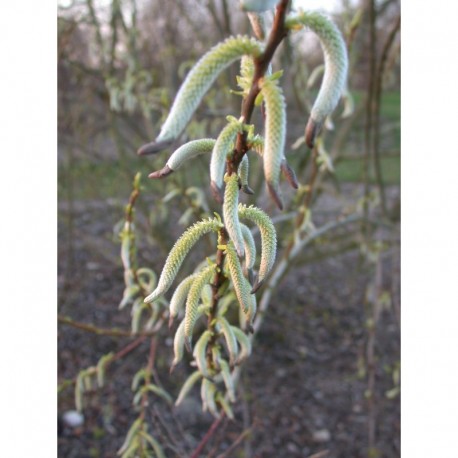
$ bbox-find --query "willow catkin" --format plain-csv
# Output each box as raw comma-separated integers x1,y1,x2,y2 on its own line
168,273,199,328
247,134,298,189
216,316,239,366
240,223,256,279
286,12,348,148
210,118,244,202
148,139,216,179
144,218,222,304
231,325,252,363
193,330,213,378
223,173,245,258
150,36,262,147
175,371,202,406
259,77,287,210
238,155,254,195
184,266,216,351
238,204,277,292
224,242,256,329
201,379,219,417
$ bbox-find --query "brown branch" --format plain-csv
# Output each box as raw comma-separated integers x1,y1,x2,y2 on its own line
215,424,255,458
230,0,291,173
58,315,157,337
373,14,400,216
190,415,225,458
362,0,377,238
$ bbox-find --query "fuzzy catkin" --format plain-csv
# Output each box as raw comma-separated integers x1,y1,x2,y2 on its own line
259,77,287,209
184,266,215,350
169,273,199,325
144,218,222,303
156,36,262,143
210,119,244,201
223,173,245,258
240,223,256,273
238,204,277,291
286,12,348,144
167,139,216,171
224,242,256,325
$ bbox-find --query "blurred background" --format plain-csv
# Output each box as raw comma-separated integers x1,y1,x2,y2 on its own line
58,0,400,457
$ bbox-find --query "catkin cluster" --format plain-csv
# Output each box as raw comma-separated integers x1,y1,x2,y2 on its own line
137,5,348,419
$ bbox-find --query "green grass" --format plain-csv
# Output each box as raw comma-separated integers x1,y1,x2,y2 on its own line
335,155,400,185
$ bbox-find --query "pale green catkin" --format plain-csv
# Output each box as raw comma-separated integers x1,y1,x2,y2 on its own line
231,325,252,363
156,36,262,143
169,273,199,326
259,77,287,209
193,330,213,378
224,242,256,326
210,118,244,202
240,223,256,275
286,12,348,146
149,139,216,178
223,173,245,258
184,266,216,351
218,358,236,402
171,305,207,369
201,379,219,417
171,320,186,369
216,316,239,366
238,155,254,194
175,371,202,406
238,204,277,292
144,218,222,304
247,134,298,189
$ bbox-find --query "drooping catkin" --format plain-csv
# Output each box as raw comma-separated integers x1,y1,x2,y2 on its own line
240,223,256,279
259,77,287,209
155,36,262,144
210,118,244,202
238,204,277,292
286,12,348,147
216,316,239,366
224,241,256,329
193,330,213,378
144,218,222,304
175,371,202,406
184,266,216,351
223,173,245,258
149,139,216,179
238,155,254,195
169,273,199,327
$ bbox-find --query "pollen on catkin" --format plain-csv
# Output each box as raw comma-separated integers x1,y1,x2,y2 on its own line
210,118,244,203
223,173,245,258
259,77,287,210
286,12,348,147
238,204,277,292
144,218,222,304
155,36,263,144
149,139,216,179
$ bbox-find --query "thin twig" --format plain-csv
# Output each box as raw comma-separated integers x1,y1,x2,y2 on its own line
215,424,255,458
373,14,400,216
58,315,158,337
190,415,225,458
58,336,147,391
230,0,291,173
